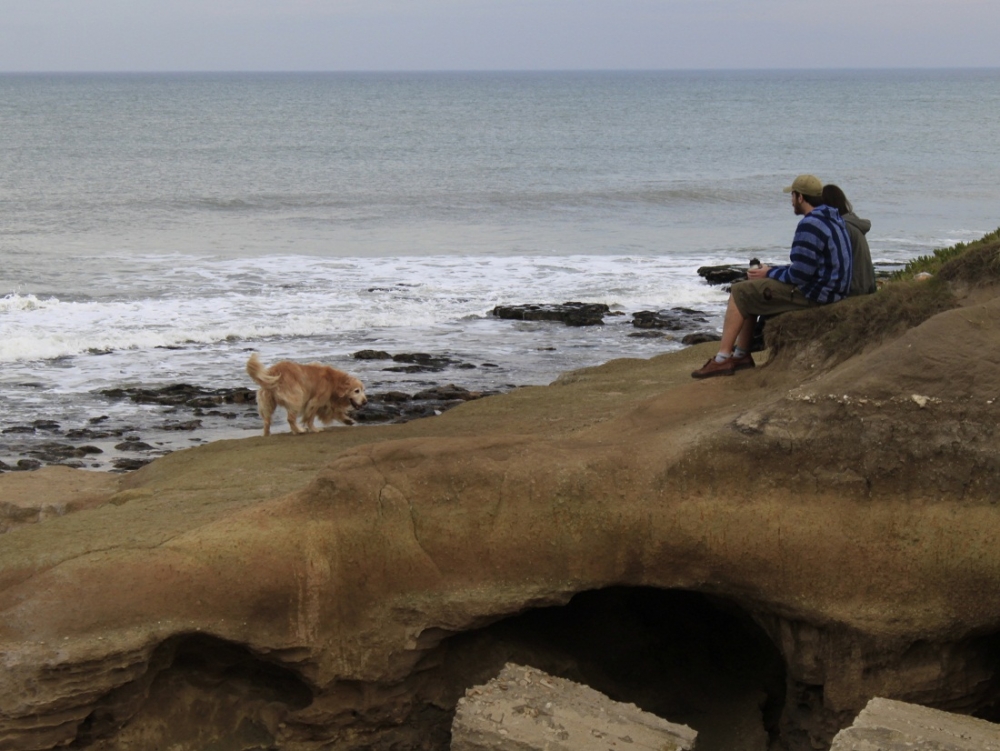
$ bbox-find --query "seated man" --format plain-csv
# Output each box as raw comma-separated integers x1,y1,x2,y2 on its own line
692,174,853,378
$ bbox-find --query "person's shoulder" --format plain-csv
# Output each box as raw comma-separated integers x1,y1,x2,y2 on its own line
811,205,847,228
845,212,872,233
798,206,835,227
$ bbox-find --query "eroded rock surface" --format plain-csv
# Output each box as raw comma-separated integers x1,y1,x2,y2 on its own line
3,289,1000,751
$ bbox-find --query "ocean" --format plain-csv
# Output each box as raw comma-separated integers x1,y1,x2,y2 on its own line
2,69,1000,469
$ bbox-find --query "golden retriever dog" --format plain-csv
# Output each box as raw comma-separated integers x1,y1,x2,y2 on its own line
246,353,367,437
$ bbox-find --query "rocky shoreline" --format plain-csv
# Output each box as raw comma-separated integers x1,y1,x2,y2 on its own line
1,306,723,474
0,373,500,473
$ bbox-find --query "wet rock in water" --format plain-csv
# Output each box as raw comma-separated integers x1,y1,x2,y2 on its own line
353,350,465,373
628,330,673,339
353,349,393,360
111,457,151,471
631,307,711,331
32,420,62,432
101,384,257,409
353,402,404,423
16,459,41,471
65,427,124,440
160,420,203,431
393,352,452,365
384,353,463,373
491,302,610,326
353,385,493,425
697,264,750,285
227,389,256,405
413,384,481,402
682,332,722,345
379,391,411,403
89,415,110,424
186,394,223,408
115,441,155,452
27,443,104,463
2,426,36,435
0,460,10,472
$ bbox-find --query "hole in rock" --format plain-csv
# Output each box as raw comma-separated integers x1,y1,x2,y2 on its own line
968,631,1000,723
72,633,313,749
421,586,787,751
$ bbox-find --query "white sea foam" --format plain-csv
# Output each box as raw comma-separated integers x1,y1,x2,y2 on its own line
0,255,727,367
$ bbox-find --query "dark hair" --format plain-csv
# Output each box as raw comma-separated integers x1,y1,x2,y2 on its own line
793,191,824,208
821,184,853,216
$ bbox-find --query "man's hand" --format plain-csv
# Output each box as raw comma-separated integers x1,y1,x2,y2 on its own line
747,265,770,280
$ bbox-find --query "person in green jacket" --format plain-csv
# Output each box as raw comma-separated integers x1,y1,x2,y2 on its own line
822,184,877,295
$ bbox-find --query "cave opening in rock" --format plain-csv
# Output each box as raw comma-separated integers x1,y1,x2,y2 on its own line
72,633,314,750
425,586,787,751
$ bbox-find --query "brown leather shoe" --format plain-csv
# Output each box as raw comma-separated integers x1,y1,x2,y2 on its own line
691,356,737,379
731,353,756,371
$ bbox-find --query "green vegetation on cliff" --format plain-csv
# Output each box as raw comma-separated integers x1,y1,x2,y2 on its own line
894,227,1000,281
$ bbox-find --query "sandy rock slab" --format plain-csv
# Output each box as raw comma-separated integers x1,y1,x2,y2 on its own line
830,697,1000,750
451,663,697,751
0,466,119,533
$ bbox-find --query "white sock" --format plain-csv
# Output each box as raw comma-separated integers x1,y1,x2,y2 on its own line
714,352,732,363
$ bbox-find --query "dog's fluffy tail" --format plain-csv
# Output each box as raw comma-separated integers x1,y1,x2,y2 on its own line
246,353,281,387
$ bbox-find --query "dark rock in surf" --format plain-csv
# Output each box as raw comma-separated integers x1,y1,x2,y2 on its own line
491,302,610,326
111,458,151,472
353,403,403,423
413,385,481,402
65,427,122,440
115,441,155,452
632,308,711,331
697,264,749,285
161,420,203,431
354,385,494,425
101,384,257,408
384,353,463,373
27,443,104,463
681,332,722,345
353,349,393,360
380,392,412,403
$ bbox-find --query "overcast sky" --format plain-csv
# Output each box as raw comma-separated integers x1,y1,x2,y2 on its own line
1,0,998,72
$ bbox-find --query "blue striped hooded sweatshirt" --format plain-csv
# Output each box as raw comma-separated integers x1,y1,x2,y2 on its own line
766,204,853,304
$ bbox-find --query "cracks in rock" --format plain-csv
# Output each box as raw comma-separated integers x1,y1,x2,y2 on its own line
365,450,442,579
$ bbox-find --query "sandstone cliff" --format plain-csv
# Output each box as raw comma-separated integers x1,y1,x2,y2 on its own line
3,257,1000,750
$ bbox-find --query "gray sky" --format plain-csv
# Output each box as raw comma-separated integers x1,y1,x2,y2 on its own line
2,0,998,72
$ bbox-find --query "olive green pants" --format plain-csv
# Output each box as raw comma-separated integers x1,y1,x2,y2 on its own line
730,278,819,318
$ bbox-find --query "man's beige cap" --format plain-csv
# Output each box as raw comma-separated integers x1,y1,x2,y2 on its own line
782,174,823,196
